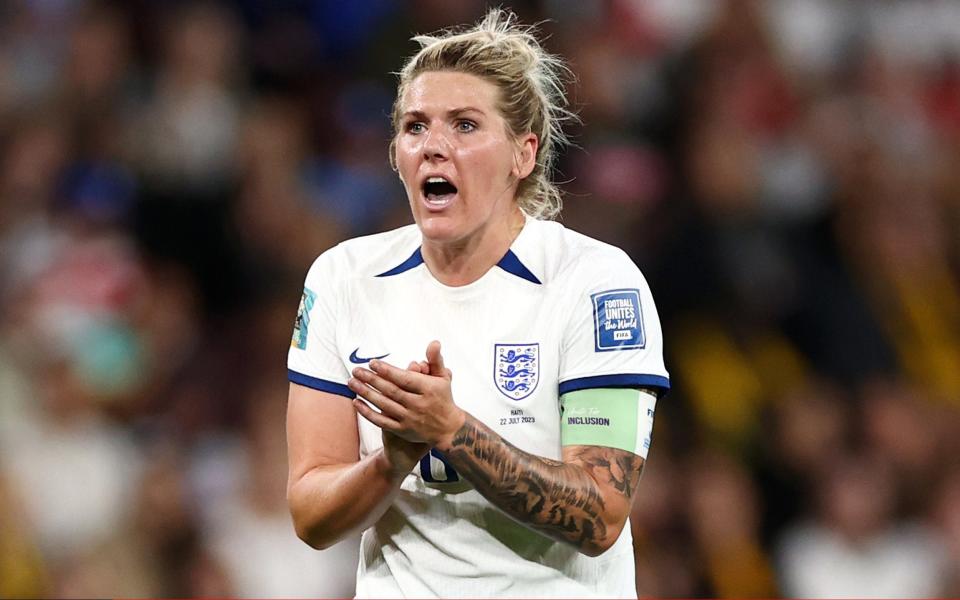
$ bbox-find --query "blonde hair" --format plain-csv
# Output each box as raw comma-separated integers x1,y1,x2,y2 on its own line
390,8,575,220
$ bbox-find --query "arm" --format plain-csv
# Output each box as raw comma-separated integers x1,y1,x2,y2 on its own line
348,342,647,556
286,382,428,549
438,414,643,556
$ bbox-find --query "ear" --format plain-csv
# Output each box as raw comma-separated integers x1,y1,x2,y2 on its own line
388,138,400,173
511,133,539,179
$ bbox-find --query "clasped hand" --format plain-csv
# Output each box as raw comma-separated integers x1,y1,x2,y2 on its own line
348,341,465,449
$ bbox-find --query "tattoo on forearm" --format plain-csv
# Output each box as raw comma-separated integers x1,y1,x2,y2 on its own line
442,414,644,551
565,446,642,498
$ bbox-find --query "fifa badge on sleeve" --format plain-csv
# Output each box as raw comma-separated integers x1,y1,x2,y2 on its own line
291,288,317,349
592,289,644,351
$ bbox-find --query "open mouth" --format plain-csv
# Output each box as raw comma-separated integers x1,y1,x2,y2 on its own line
422,176,458,206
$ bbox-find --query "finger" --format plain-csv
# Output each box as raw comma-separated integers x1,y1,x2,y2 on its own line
426,340,444,375
407,361,423,373
368,360,423,393
353,366,416,402
347,376,407,418
352,398,402,431
418,361,429,373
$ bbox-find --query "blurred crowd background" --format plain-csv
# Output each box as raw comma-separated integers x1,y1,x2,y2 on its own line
1,0,959,597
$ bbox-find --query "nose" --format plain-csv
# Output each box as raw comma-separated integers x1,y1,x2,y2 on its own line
422,128,450,161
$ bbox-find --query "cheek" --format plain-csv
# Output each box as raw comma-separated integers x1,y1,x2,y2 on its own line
460,142,514,181
395,144,419,184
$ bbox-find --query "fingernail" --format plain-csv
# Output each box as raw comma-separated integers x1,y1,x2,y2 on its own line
369,360,379,370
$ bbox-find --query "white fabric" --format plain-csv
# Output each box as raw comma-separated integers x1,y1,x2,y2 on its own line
288,216,669,598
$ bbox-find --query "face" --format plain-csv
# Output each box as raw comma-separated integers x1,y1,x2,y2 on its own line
394,71,536,246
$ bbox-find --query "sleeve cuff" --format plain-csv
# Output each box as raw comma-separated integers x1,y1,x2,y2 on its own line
559,374,670,396
288,369,354,399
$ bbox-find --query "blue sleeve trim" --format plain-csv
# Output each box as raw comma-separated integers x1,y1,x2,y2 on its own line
288,369,354,399
376,247,424,277
559,374,670,396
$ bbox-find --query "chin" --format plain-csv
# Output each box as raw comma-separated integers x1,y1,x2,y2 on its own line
415,212,464,241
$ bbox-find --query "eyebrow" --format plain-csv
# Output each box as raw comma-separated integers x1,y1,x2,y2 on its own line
449,107,486,117
401,107,487,120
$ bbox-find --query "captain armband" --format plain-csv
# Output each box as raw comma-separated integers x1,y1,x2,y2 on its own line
560,387,657,459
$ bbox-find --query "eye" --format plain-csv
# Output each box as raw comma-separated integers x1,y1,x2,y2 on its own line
456,120,476,133
406,121,426,134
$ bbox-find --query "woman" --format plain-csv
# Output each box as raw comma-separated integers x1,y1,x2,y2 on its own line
287,9,669,598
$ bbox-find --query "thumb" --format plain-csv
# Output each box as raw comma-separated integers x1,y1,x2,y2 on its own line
426,340,447,378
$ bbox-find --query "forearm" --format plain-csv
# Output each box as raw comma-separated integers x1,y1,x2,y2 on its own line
288,450,408,549
436,412,621,556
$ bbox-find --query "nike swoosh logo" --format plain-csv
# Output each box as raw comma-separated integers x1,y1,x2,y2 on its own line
349,348,390,364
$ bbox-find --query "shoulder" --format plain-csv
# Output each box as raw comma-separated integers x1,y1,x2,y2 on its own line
526,219,641,286
304,224,421,283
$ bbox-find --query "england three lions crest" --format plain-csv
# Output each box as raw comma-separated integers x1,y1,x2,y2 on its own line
494,343,539,401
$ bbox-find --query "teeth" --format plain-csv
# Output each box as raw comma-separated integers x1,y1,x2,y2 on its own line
426,176,447,184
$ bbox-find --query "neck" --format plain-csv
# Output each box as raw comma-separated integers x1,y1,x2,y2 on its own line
422,207,526,287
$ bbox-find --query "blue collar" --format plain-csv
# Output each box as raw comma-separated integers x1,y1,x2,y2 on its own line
375,247,424,277
376,247,541,284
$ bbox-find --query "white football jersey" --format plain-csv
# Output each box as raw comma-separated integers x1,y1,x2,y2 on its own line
288,215,669,598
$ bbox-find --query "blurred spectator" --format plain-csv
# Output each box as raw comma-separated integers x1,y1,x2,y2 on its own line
756,381,853,541
205,378,359,597
861,379,943,511
0,359,143,564
631,454,702,597
686,450,777,597
235,97,347,274
777,453,948,597
130,2,242,189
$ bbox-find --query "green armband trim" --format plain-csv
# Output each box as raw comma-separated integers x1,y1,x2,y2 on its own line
560,388,642,454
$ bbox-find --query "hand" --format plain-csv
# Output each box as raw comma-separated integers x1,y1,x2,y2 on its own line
349,341,466,448
380,361,431,476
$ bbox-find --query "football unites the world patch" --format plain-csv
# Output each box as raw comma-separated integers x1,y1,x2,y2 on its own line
494,343,539,400
291,287,317,349
592,288,645,351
